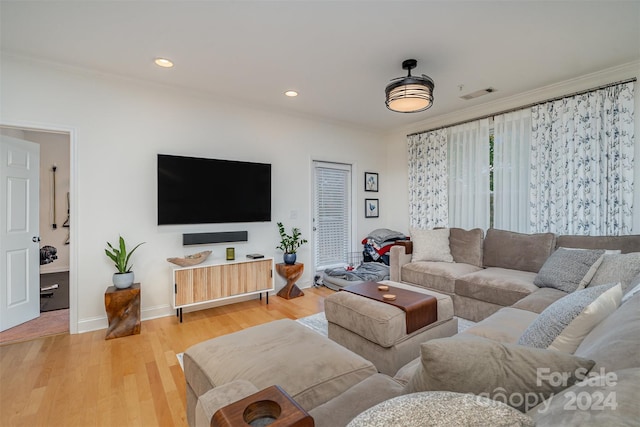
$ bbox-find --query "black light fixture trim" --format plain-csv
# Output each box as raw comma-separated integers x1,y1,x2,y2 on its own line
385,59,435,113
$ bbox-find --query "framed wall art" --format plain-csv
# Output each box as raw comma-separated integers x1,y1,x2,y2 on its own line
365,198,379,218
364,172,378,192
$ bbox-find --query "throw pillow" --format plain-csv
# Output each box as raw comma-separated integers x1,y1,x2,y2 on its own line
404,335,595,413
410,227,453,263
347,391,534,427
621,274,640,304
449,228,484,267
560,247,621,289
589,252,640,294
518,283,622,353
533,248,605,292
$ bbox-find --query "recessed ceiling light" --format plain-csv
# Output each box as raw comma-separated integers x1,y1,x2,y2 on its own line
154,58,174,68
284,90,298,97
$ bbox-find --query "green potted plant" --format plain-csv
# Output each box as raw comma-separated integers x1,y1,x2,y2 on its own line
105,236,145,289
276,222,307,265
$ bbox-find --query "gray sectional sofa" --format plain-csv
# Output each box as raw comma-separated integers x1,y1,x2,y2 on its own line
184,229,640,426
323,293,639,426
390,228,640,321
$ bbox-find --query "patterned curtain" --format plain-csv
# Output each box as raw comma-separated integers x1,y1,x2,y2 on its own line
407,129,448,229
530,82,635,235
448,119,491,230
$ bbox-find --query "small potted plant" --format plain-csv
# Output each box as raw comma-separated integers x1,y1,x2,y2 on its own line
276,222,307,265
105,236,145,289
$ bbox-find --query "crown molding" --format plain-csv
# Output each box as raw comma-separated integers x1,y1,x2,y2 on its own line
394,60,640,136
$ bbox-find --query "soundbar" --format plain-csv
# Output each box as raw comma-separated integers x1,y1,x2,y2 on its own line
183,231,248,246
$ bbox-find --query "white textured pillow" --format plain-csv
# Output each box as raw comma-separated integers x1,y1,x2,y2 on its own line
551,283,622,352
410,228,453,262
518,283,622,353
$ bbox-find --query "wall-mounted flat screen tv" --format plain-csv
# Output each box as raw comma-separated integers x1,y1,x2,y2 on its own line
157,154,271,225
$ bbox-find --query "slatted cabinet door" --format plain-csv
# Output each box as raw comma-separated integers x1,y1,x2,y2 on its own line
174,258,274,309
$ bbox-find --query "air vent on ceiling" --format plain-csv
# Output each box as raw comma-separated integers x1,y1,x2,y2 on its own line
460,87,496,100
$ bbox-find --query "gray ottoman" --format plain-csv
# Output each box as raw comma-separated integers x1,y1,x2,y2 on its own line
325,280,457,376
184,318,377,427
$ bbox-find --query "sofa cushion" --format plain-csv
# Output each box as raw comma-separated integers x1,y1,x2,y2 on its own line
511,288,568,314
483,228,556,273
456,267,539,307
348,391,535,427
589,252,640,294
533,248,605,293
401,261,481,294
461,307,538,343
518,283,622,353
528,368,640,426
404,335,595,413
575,293,640,371
449,227,484,267
184,319,377,411
309,374,405,427
556,234,640,254
410,227,454,262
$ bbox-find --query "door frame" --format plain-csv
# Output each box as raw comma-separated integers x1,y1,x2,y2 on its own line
1,120,78,334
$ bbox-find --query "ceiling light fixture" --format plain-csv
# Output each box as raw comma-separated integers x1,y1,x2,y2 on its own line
154,58,174,68
385,59,434,113
284,90,298,97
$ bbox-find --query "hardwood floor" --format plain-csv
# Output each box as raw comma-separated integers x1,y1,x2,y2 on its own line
0,286,334,427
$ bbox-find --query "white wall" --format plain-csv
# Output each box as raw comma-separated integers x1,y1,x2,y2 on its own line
0,54,389,332
384,61,640,234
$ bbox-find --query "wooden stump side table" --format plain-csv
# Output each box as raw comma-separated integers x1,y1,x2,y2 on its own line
212,385,314,427
276,263,304,299
104,283,141,340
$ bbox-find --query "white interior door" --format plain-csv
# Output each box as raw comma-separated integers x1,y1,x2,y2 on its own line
0,135,40,332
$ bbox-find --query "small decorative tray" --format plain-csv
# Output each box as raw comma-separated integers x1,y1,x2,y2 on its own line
167,250,212,267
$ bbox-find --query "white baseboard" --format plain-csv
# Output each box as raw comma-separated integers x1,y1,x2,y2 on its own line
76,286,311,334
77,303,174,334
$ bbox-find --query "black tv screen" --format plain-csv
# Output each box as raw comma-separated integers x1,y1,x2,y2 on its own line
157,154,271,225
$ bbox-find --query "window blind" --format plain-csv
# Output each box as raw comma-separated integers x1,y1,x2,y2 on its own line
314,162,351,270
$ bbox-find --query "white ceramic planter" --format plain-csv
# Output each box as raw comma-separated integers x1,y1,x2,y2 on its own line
113,271,134,289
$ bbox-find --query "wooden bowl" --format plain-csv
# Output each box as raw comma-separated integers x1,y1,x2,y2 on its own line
167,250,212,267
377,285,389,291
383,294,396,301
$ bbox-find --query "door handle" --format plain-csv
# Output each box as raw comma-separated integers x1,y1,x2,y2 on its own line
32,236,41,243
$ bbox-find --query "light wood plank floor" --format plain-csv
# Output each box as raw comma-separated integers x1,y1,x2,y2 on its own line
0,286,334,427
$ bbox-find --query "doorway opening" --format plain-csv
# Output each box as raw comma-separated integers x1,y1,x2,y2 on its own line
0,126,72,344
